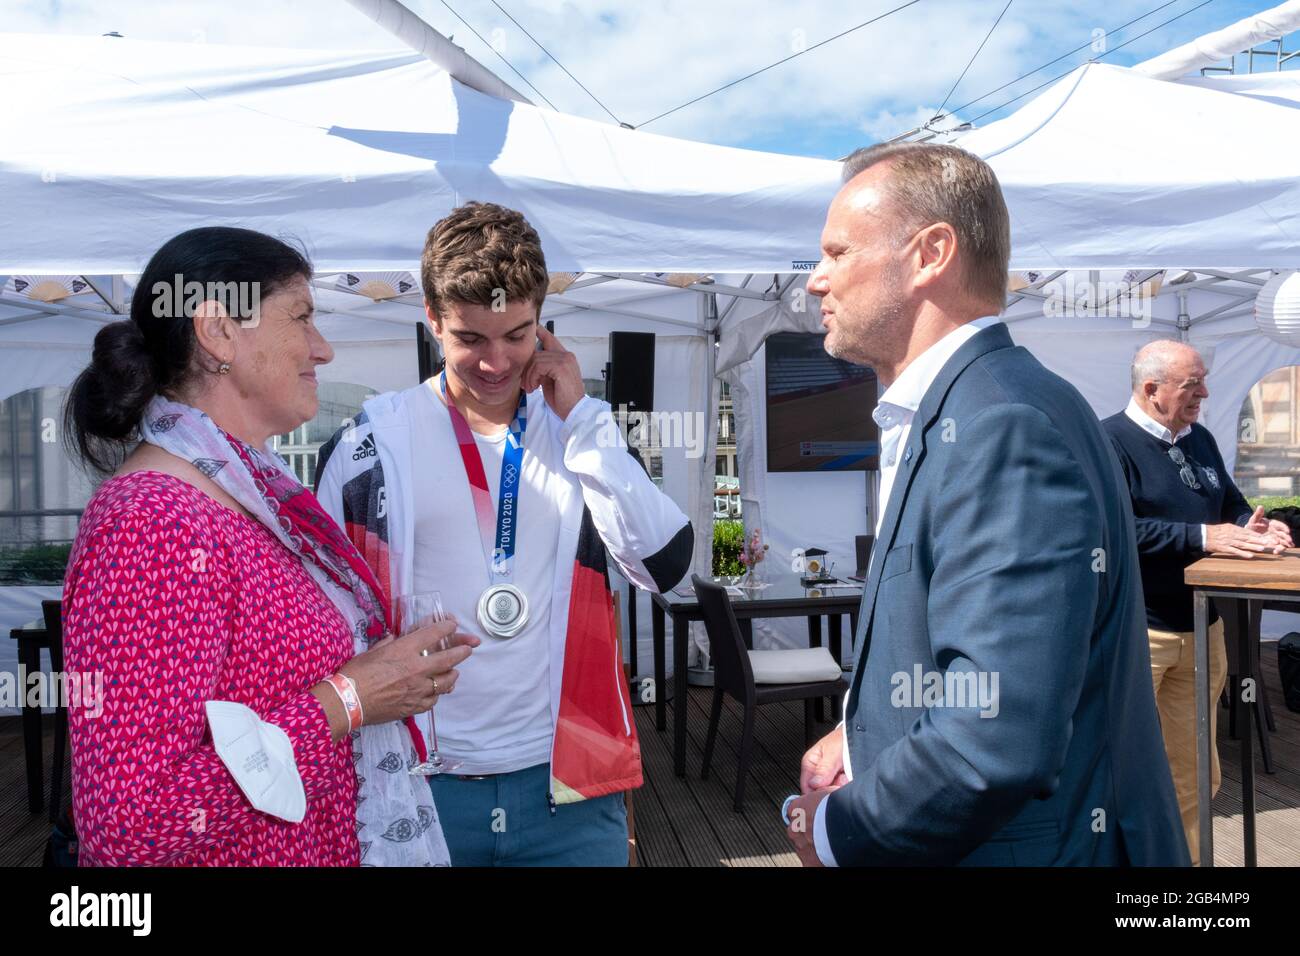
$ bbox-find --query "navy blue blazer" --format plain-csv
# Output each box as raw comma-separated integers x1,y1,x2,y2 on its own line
826,323,1189,866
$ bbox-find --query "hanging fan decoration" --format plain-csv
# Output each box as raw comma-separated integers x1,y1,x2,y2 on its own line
335,271,419,301
547,272,580,295
5,275,92,302
1121,269,1164,300
1006,270,1047,292
664,273,707,289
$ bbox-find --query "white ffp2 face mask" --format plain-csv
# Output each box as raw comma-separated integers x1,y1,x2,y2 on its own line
206,700,308,824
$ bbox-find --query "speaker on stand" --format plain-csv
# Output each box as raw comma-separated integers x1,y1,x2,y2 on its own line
605,331,656,420
416,321,440,381
603,332,667,706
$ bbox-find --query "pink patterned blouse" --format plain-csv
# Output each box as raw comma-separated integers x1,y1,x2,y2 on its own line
63,471,360,866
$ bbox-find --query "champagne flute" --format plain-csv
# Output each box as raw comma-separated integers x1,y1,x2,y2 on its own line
396,592,462,776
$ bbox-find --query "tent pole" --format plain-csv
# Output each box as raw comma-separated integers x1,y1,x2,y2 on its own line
703,290,720,559
717,275,754,325
80,276,124,315
342,0,531,104
0,295,117,326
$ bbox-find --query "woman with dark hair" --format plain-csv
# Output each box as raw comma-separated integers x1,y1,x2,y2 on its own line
62,226,476,866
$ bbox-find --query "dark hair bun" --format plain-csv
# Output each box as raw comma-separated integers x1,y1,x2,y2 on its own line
63,321,157,471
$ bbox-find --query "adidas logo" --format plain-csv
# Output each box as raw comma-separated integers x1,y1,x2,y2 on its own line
352,435,377,461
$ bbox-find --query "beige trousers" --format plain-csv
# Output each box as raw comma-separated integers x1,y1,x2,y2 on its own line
1149,618,1227,866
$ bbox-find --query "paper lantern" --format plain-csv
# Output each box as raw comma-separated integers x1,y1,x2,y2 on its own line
1255,270,1300,347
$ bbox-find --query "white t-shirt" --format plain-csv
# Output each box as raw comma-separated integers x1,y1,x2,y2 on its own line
409,382,561,775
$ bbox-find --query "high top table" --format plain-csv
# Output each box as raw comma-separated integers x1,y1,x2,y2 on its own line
1185,551,1300,867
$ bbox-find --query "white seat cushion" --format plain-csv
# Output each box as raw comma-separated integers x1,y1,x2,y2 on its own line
748,647,843,685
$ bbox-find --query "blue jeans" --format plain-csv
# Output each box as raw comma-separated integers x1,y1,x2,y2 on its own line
428,763,628,866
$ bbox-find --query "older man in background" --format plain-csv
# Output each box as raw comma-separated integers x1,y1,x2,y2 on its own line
1103,340,1293,864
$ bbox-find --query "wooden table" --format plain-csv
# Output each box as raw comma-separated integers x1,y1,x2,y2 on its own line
1185,551,1300,867
650,575,863,777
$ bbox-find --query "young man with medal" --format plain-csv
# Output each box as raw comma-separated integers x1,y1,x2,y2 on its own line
316,201,693,866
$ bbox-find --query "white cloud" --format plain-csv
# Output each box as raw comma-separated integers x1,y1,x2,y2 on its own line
856,105,943,144
5,0,1234,153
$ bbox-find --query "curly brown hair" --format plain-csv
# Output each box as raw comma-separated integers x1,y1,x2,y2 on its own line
420,201,548,319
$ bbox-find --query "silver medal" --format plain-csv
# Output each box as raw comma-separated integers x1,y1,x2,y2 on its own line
477,583,529,638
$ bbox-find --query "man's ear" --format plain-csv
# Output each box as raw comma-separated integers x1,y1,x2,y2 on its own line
1143,380,1160,400
424,303,443,339
913,221,959,290
191,299,236,367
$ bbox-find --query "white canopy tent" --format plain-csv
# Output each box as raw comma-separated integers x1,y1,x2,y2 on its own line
0,31,840,274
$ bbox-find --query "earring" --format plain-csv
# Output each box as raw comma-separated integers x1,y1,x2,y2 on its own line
217,362,232,375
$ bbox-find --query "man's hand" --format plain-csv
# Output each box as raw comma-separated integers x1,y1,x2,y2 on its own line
1207,520,1286,558
522,325,585,421
800,724,848,794
1244,506,1294,549
785,788,833,867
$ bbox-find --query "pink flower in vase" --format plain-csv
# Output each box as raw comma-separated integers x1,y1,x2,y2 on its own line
739,528,770,578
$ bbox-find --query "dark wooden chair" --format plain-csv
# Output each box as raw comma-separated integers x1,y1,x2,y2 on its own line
853,535,874,580
1215,598,1276,774
693,575,849,811
41,599,70,820
10,599,68,819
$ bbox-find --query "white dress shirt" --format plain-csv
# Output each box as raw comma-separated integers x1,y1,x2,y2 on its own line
813,316,1001,866
1122,397,1206,550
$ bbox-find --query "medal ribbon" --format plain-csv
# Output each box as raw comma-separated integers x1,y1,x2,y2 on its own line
441,371,527,583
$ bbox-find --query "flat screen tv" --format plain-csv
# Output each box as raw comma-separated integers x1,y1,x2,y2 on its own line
765,332,878,472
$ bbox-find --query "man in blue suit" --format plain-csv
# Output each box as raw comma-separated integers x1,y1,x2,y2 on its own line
785,142,1188,866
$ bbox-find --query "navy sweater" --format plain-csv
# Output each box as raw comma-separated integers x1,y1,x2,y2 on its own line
1102,412,1252,632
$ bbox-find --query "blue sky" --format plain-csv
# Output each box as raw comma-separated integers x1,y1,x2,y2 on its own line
9,0,1278,157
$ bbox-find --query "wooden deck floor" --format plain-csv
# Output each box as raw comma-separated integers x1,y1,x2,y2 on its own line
3,655,1296,867
629,653,1300,867
0,714,68,866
